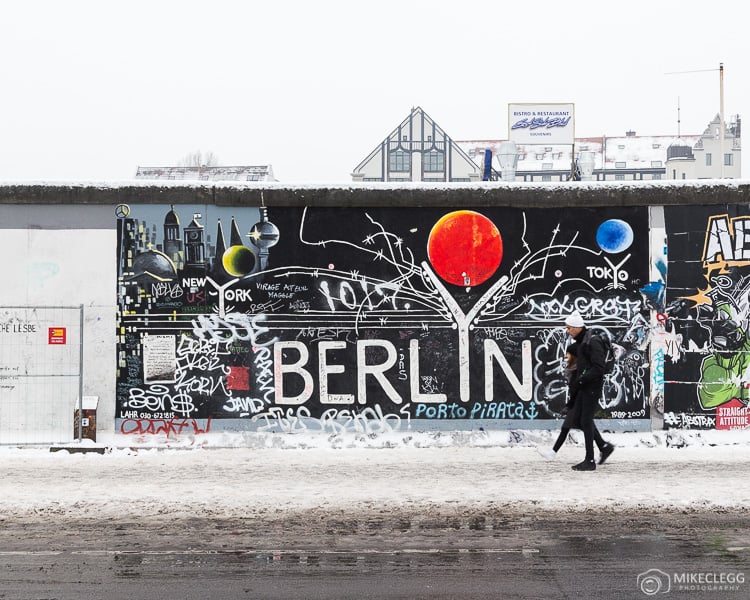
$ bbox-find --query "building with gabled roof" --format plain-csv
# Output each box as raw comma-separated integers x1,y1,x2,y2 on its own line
351,107,741,183
665,114,742,180
350,106,482,183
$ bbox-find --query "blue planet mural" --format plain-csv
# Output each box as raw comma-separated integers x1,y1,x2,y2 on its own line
596,219,634,254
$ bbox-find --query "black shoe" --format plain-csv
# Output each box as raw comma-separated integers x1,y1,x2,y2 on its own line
572,459,596,471
599,443,615,465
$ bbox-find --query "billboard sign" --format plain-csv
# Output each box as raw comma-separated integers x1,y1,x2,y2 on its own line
508,103,575,145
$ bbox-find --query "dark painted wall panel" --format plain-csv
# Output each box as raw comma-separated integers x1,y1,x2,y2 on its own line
664,205,750,430
116,204,651,433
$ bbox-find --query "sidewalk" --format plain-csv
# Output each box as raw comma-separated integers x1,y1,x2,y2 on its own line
3,429,750,522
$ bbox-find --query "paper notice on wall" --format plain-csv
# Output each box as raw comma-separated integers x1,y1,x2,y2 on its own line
143,335,176,383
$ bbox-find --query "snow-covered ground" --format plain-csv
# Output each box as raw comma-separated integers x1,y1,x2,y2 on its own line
2,429,749,521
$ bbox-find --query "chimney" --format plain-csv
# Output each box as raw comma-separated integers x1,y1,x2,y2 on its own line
626,130,636,137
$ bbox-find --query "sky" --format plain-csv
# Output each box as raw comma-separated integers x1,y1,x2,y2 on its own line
0,0,747,183
2,429,750,519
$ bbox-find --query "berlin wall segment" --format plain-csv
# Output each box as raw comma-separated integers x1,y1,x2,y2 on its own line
116,201,656,438
662,206,750,430
5,183,750,440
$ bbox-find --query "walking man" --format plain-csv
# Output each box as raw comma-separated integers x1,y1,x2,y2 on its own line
564,312,615,471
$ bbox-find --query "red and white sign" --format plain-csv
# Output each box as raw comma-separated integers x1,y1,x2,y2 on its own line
716,398,749,430
48,327,66,345
508,102,575,145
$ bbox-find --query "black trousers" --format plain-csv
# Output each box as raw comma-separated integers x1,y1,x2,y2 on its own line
554,400,607,453
577,382,603,461
553,425,607,453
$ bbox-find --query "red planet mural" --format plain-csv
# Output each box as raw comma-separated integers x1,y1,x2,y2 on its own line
427,210,503,287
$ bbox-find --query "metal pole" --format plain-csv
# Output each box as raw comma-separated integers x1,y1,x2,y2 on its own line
719,62,725,179
570,142,576,180
77,304,84,442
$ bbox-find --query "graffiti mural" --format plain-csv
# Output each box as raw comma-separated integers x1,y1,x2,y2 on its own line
663,207,750,430
116,204,651,435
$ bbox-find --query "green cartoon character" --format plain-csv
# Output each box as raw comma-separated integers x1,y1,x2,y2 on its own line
698,301,750,408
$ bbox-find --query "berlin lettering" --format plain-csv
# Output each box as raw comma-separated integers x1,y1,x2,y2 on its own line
273,337,531,406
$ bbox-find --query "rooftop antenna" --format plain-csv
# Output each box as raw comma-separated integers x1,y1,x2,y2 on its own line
677,96,681,139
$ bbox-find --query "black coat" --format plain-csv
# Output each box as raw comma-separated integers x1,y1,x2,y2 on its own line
574,327,607,388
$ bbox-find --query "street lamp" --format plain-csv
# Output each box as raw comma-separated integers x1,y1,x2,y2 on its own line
497,141,519,181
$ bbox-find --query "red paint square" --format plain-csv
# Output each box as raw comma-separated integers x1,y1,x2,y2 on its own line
226,366,250,391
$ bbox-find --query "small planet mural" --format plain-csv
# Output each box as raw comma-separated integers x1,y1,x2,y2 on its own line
427,210,503,287
596,219,634,254
222,245,256,277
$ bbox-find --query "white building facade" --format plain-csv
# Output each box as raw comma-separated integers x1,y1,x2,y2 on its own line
665,114,742,180
135,165,277,182
352,108,741,183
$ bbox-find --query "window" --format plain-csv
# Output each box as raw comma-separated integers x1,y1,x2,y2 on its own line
541,175,551,182
618,145,625,150
615,161,626,169
706,153,712,166
651,161,662,168
423,150,444,172
725,154,734,166
389,150,410,172
468,149,476,158
652,143,661,149
535,153,545,160
199,175,209,181
544,147,552,152
363,177,382,182
652,174,662,180
246,174,261,181
615,174,625,181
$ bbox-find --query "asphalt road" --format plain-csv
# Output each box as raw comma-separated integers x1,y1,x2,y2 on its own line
1,509,748,599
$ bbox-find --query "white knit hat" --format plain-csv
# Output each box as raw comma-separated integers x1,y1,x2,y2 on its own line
564,312,585,328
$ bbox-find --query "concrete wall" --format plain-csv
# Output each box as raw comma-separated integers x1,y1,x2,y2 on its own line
0,204,115,442
2,181,750,443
